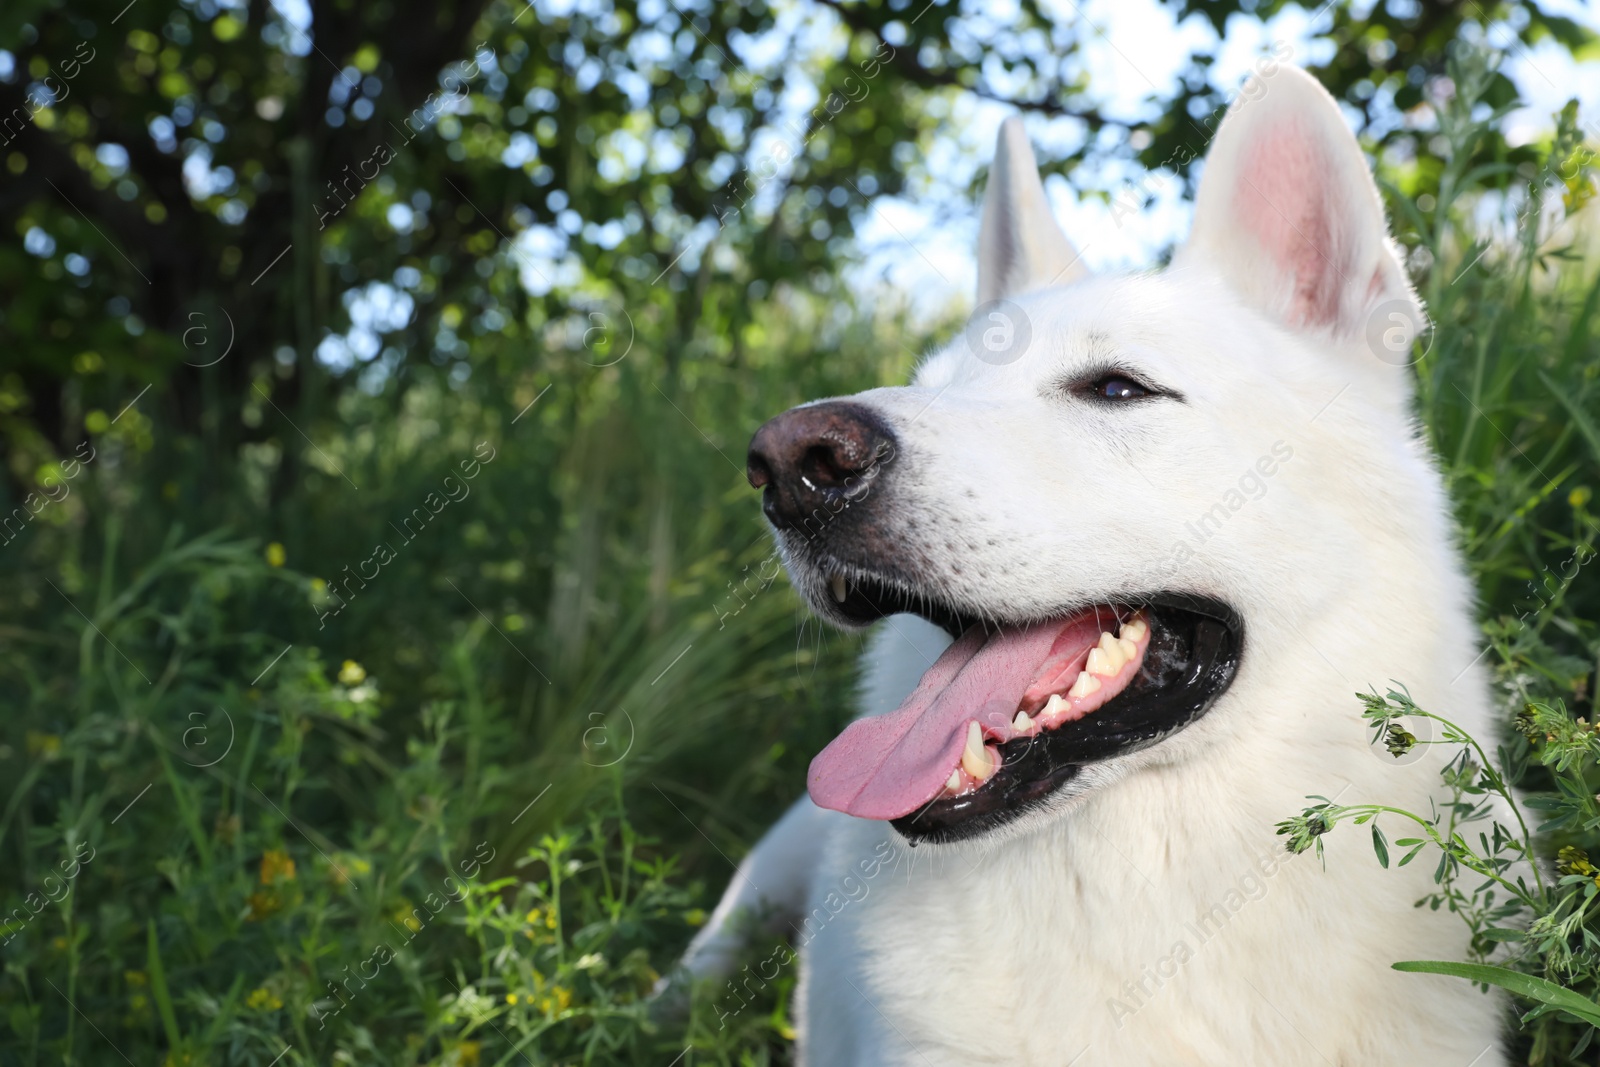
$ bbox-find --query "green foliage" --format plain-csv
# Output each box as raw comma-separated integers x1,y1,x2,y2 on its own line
2,1,1598,1065
1392,961,1600,1033
1277,688,1600,1062
0,175,942,1059
1277,689,1540,954
0,521,834,1064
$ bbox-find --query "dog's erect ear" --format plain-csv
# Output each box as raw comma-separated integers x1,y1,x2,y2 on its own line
1175,66,1417,346
976,117,1087,304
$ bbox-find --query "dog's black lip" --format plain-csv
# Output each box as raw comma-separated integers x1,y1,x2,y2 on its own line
814,569,983,637
815,568,1236,641
854,592,1243,846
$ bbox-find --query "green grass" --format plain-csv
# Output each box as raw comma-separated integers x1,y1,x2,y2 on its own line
0,284,948,1065
3,70,1598,1067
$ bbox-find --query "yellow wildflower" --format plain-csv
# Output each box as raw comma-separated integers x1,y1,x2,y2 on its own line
535,986,572,1014
259,849,296,884
245,986,283,1012
246,889,281,921
1559,845,1596,877
326,853,371,886
392,900,423,932
265,542,287,567
338,660,366,685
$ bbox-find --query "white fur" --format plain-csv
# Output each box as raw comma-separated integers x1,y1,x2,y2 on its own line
682,66,1509,1065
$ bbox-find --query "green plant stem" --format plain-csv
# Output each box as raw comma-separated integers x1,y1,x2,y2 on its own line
1344,803,1539,908
1406,707,1547,899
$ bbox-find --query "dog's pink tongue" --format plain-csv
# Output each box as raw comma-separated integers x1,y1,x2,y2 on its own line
808,618,1091,820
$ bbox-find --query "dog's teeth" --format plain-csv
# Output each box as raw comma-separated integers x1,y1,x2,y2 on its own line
1118,636,1138,661
1120,617,1148,642
1068,670,1101,698
1086,647,1115,677
945,769,962,792
1097,632,1127,671
1013,710,1032,731
1041,693,1067,719
829,574,847,603
961,721,995,780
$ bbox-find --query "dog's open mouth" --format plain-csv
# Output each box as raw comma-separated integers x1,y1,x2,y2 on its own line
807,579,1242,844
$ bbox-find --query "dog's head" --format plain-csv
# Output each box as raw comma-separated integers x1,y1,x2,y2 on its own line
746,66,1426,844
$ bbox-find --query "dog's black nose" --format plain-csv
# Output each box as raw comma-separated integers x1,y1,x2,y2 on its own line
747,402,896,530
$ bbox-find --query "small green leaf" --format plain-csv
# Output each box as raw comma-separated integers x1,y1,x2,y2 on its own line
1372,823,1390,868
1481,928,1526,942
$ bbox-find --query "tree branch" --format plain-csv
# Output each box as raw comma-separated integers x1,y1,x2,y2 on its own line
809,0,1119,128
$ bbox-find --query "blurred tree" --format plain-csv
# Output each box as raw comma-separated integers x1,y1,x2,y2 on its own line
0,0,1590,491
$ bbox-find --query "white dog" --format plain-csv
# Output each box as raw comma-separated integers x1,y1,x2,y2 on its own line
682,64,1507,1065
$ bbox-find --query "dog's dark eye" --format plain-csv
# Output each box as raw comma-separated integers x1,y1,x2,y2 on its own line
1086,374,1152,401
1056,368,1175,404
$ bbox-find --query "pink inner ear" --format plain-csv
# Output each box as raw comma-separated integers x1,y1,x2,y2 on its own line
1234,119,1347,329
